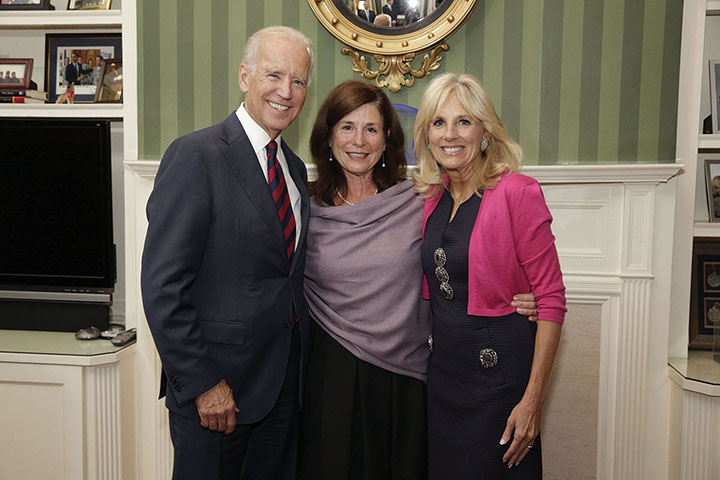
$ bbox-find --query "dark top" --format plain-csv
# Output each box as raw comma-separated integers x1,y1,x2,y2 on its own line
421,190,482,318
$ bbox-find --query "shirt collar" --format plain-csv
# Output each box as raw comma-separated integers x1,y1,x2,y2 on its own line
235,103,283,156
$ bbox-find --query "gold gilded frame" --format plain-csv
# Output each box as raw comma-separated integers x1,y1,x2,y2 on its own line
307,0,477,92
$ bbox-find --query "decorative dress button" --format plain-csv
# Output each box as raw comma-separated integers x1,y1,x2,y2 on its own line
427,334,433,352
479,348,498,368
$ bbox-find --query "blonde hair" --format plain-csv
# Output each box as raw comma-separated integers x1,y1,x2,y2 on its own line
412,73,522,197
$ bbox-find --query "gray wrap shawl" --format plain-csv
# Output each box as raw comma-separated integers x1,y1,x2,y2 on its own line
304,179,432,381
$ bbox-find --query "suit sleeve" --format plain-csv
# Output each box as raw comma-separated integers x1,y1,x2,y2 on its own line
509,179,567,324
141,136,224,405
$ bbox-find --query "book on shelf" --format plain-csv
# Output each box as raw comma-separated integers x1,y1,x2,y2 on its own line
0,96,46,104
0,90,48,101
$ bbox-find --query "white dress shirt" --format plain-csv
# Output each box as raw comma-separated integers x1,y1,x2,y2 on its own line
235,103,302,250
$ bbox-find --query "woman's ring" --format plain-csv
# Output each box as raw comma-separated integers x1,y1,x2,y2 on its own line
527,444,534,449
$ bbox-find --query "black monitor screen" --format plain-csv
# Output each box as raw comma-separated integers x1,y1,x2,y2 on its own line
0,118,115,292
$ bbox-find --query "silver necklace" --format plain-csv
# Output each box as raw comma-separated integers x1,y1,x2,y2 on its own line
335,187,378,206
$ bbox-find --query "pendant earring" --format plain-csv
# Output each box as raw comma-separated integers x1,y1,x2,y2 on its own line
481,137,489,152
329,149,333,162
381,152,386,168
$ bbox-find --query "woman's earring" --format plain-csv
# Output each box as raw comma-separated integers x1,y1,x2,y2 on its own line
329,149,333,162
381,152,386,168
481,137,489,152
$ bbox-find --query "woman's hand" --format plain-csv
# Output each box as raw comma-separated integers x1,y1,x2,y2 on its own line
512,292,538,322
499,396,543,468
500,320,562,468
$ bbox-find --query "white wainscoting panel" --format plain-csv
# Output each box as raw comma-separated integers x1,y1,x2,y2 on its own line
0,363,82,480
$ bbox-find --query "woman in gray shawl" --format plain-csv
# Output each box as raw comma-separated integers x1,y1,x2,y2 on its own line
299,80,537,479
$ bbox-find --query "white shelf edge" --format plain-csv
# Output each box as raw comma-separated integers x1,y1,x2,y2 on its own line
0,103,124,118
668,365,720,396
694,221,720,237
699,134,720,149
709,0,720,15
0,10,122,28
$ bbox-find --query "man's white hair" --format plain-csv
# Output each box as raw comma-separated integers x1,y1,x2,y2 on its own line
242,26,315,84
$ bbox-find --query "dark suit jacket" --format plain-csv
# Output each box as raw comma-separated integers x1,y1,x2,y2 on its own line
141,113,310,424
382,4,395,21
358,9,376,23
65,63,82,85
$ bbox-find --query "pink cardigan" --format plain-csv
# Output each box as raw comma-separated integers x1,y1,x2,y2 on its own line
422,173,566,324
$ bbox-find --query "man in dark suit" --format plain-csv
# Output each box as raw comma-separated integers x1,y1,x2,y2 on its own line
382,0,395,22
357,1,376,23
65,53,84,86
141,26,314,480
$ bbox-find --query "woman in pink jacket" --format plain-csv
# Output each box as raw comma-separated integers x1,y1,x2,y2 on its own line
413,73,566,479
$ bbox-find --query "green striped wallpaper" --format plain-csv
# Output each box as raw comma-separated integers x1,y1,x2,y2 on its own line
138,0,682,165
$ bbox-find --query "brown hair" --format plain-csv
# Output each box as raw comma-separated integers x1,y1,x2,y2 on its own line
309,80,406,205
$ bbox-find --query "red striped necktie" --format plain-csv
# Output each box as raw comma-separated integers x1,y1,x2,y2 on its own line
266,140,296,260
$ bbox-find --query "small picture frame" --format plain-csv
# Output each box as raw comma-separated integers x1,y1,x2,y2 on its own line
45,33,122,103
93,58,122,103
710,59,720,134
0,0,54,11
67,0,111,10
690,239,720,350
0,58,34,90
704,159,720,221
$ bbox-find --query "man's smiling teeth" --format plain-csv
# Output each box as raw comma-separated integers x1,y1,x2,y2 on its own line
442,146,464,153
268,101,289,111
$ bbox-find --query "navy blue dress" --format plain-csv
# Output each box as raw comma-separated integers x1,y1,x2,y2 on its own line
421,190,542,479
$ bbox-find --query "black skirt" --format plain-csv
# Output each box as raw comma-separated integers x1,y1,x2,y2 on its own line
427,313,541,479
298,319,428,480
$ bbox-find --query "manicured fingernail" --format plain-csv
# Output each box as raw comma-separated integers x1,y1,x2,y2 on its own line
511,302,517,306
508,463,513,469
513,295,519,300
499,439,507,445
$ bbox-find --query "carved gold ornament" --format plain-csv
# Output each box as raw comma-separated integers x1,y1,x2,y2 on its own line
308,0,478,92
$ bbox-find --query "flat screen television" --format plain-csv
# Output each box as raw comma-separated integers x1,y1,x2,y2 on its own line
0,118,116,331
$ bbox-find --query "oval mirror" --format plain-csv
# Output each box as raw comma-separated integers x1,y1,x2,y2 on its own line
308,0,478,92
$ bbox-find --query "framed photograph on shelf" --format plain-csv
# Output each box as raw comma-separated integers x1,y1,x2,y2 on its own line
704,159,720,221
45,33,122,103
0,58,34,90
67,0,111,10
690,239,720,349
94,58,122,103
0,0,54,11
710,59,720,134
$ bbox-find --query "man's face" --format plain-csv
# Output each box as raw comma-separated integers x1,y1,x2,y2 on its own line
71,54,78,63
239,37,311,139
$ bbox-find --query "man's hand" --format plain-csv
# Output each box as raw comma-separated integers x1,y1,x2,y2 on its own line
195,379,239,435
512,293,538,322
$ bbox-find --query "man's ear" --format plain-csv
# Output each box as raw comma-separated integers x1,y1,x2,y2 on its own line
238,64,249,93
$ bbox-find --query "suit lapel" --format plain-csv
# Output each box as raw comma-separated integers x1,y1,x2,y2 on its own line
218,114,286,257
